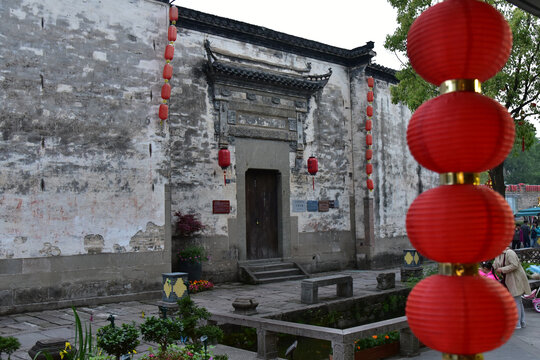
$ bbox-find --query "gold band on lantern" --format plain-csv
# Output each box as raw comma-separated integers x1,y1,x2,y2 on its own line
443,353,484,360
439,263,479,277
439,79,482,94
440,172,480,185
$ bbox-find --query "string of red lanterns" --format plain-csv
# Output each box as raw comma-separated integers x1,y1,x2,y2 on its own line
366,77,374,191
404,0,516,358
158,6,179,123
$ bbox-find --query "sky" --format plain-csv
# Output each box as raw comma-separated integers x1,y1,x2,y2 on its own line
172,0,404,70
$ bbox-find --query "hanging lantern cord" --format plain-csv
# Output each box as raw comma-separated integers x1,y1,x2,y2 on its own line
223,170,227,186
312,176,315,191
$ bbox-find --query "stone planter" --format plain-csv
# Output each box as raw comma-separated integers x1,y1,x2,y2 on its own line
161,272,188,303
329,342,399,360
177,261,202,282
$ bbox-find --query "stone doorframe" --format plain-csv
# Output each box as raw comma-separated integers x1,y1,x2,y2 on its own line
233,138,291,261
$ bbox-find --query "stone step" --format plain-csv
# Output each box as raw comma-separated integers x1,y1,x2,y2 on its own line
249,262,297,272
252,268,303,279
258,274,308,284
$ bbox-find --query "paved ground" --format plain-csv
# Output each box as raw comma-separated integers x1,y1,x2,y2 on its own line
2,268,540,360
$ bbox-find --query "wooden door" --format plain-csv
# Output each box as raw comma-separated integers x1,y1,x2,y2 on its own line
245,169,279,260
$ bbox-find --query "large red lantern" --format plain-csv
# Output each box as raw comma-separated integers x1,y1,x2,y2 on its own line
406,184,514,263
307,156,318,190
407,91,515,173
407,275,517,355
218,148,231,186
169,6,179,22
407,0,512,86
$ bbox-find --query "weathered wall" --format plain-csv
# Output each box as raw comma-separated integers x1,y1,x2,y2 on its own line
0,0,170,313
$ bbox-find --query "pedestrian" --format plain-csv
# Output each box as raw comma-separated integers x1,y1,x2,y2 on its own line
493,246,532,329
478,261,500,281
531,223,539,248
521,219,531,247
512,224,521,249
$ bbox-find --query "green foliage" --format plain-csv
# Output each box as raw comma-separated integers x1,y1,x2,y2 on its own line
504,140,540,183
354,331,399,351
220,327,257,352
178,245,209,264
385,0,540,193
0,336,20,360
406,264,438,288
140,316,183,351
96,323,139,360
177,297,223,348
140,343,223,360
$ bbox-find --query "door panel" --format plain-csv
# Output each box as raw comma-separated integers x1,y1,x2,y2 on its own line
246,169,278,259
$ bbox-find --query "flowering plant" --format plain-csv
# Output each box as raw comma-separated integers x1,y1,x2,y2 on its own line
354,331,399,351
189,280,214,294
178,245,209,264
174,211,205,237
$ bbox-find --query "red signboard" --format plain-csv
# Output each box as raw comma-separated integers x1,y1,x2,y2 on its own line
212,200,230,214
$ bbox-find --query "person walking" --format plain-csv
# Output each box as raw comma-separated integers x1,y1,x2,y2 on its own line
531,223,538,248
493,247,531,329
512,224,521,249
521,219,531,247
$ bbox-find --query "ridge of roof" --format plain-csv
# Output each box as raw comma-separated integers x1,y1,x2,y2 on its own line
176,6,384,69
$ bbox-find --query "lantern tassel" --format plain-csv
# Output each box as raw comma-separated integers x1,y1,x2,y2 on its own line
522,136,525,152
223,171,227,186
312,177,315,190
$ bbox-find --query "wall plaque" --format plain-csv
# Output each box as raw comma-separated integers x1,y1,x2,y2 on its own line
329,200,339,209
318,200,329,212
292,200,306,212
307,200,318,212
212,200,230,214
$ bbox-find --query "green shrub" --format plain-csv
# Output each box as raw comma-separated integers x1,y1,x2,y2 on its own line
96,323,139,360
140,316,183,351
0,336,20,360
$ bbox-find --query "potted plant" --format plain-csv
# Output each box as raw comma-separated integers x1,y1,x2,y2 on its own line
177,244,209,282
172,211,207,280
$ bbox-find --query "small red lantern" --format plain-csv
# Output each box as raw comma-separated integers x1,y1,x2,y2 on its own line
365,149,373,160
169,6,179,22
365,119,372,131
366,134,373,146
367,77,374,88
218,148,231,186
158,104,168,120
407,275,516,354
366,163,373,175
366,106,373,117
367,91,374,103
168,25,177,42
407,0,512,86
161,83,171,100
163,64,173,80
366,178,374,191
307,156,318,190
164,45,174,61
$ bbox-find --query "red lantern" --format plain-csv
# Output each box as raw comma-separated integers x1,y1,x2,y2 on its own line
169,6,179,22
366,106,373,117
367,91,374,103
407,275,517,354
365,149,372,160
367,178,374,191
158,104,168,120
366,163,373,175
366,134,373,146
407,0,512,86
161,83,171,100
407,92,514,173
168,25,177,42
163,64,173,80
406,185,513,263
365,119,372,131
308,156,318,190
218,148,231,186
367,77,374,88
164,45,174,61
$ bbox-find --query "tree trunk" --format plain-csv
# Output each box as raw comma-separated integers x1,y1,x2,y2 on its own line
489,161,505,198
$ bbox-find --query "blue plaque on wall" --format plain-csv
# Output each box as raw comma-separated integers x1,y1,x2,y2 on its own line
307,200,319,212
329,200,339,209
292,200,306,212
